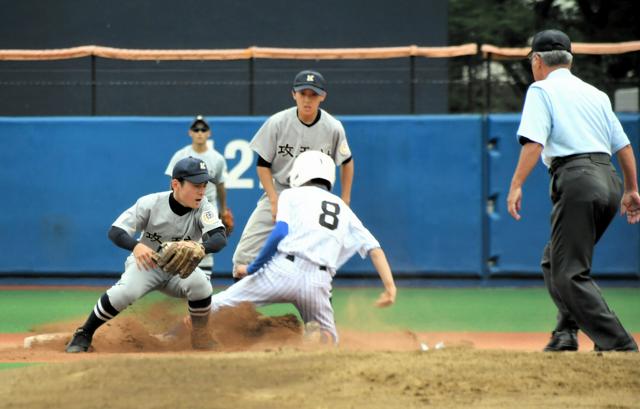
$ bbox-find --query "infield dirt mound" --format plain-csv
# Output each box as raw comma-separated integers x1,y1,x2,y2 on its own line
2,300,637,361
1,303,639,408
1,348,639,409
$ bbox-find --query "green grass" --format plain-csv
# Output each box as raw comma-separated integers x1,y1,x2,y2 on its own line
0,290,175,332
1,287,638,333
260,287,640,332
0,363,41,370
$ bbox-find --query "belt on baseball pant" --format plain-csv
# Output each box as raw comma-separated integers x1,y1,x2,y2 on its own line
285,254,327,271
549,152,611,175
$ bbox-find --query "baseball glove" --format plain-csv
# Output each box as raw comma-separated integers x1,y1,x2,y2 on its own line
153,240,205,279
220,208,234,236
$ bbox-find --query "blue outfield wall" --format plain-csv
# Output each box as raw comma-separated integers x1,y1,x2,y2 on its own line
0,115,638,279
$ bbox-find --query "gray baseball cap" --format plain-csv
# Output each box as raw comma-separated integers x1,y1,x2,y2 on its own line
293,70,327,96
172,157,214,184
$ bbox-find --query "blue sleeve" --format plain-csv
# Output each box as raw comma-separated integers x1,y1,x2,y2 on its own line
247,221,288,274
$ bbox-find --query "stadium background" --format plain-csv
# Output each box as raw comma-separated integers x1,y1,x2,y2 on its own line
1,4,639,407
0,0,638,284
0,0,448,115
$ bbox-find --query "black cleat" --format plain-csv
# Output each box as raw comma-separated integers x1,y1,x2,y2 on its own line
65,328,93,353
543,329,578,352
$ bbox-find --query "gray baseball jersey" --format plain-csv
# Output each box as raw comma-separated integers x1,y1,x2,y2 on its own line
214,186,379,343
165,144,227,213
106,192,223,311
233,107,352,267
250,107,351,189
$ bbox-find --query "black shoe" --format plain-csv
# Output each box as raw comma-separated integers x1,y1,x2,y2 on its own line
543,330,578,352
65,328,93,353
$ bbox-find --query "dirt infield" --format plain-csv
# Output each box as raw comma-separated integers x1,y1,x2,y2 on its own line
1,303,639,408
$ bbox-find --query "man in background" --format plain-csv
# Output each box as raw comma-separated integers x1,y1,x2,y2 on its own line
166,115,233,270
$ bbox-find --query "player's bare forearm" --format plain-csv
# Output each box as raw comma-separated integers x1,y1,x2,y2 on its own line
257,166,278,203
616,145,639,193
510,142,542,189
257,166,278,221
369,248,396,307
216,183,227,214
340,159,354,205
507,142,542,220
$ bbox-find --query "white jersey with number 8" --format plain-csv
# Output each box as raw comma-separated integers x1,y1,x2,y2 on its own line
277,186,379,273
211,184,381,342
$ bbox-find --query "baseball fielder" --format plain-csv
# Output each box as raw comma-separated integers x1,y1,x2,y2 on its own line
166,116,228,216
65,157,227,353
165,115,233,270
232,69,354,279
212,151,396,343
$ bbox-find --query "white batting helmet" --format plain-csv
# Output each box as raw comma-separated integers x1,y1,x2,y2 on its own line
289,150,336,189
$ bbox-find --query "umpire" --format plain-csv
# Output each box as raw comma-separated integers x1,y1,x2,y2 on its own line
507,29,639,352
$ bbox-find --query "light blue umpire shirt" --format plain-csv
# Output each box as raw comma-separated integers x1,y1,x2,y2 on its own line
516,68,630,167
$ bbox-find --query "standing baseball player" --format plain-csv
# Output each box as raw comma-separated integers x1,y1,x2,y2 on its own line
212,151,396,343
232,69,354,280
65,157,227,353
507,29,639,352
165,115,234,270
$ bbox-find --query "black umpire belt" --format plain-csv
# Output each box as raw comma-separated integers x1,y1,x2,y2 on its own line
285,254,327,271
549,152,611,175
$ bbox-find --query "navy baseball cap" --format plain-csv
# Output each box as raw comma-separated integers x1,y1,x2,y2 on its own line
189,115,210,131
530,29,572,54
293,70,327,96
172,157,214,184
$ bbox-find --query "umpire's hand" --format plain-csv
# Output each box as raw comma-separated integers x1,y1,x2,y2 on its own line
621,191,640,224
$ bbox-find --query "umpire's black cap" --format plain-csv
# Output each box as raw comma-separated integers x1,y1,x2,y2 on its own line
172,157,214,184
189,115,210,131
293,70,327,96
530,29,572,54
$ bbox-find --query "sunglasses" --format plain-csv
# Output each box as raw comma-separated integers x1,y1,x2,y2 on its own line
191,128,209,133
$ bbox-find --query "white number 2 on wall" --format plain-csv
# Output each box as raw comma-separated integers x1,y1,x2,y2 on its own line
224,139,255,189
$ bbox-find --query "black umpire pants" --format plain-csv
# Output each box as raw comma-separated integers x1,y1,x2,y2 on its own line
541,153,636,350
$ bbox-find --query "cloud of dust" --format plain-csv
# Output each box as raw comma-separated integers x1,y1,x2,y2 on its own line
339,291,399,333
